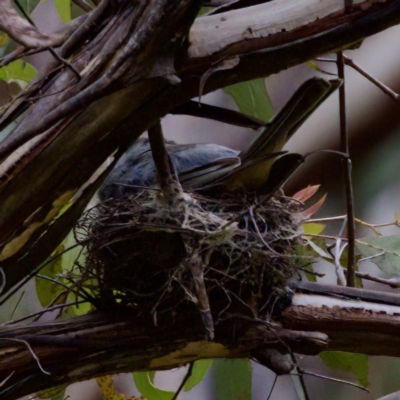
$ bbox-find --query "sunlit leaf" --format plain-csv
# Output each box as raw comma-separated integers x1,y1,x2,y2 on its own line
19,0,40,14
214,359,251,400
302,223,325,236
184,359,212,391
38,385,67,399
356,236,400,275
225,79,274,121
321,351,369,387
67,298,92,317
71,1,88,19
198,7,213,16
54,0,72,23
0,60,37,83
307,60,336,76
97,375,141,400
133,371,174,400
0,33,8,48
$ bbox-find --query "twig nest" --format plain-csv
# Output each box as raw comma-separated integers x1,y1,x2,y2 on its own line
76,189,303,330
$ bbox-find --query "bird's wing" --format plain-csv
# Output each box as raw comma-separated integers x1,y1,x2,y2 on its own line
179,156,241,188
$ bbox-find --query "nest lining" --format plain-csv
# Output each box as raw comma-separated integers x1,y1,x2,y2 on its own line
75,188,304,335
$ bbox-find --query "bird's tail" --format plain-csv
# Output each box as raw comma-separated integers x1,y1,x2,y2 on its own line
241,78,342,163
219,78,342,191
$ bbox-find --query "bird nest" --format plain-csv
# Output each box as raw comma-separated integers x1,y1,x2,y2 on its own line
75,189,303,337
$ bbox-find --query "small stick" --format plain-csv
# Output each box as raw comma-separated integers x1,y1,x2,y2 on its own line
296,367,369,392
345,269,400,289
343,54,400,102
148,121,182,201
171,363,194,400
337,51,356,287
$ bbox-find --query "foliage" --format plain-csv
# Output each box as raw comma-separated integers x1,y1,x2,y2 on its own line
225,78,274,122
321,352,369,388
0,60,37,84
357,236,400,275
214,359,252,400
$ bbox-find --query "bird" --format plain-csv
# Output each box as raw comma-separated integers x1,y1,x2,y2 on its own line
99,78,341,201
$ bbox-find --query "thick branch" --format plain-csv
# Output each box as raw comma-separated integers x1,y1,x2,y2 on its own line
0,0,86,50
2,284,400,398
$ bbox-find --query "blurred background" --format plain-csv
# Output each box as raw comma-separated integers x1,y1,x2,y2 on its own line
2,1,400,399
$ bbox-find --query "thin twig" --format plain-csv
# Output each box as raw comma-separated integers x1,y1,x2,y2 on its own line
266,374,278,400
5,300,87,324
13,0,81,80
337,51,356,287
304,234,348,241
9,290,25,320
0,371,14,388
345,269,400,289
307,215,347,223
0,338,51,375
334,217,348,285
171,363,194,400
0,242,83,307
308,215,400,233
342,54,400,102
358,252,385,263
296,368,369,392
290,354,311,400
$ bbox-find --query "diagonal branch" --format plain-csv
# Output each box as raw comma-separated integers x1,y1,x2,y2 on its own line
0,0,87,50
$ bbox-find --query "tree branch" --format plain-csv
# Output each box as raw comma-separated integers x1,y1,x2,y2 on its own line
1,283,400,398
0,0,87,51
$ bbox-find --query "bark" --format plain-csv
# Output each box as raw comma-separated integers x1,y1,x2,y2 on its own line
1,0,400,293
1,282,400,399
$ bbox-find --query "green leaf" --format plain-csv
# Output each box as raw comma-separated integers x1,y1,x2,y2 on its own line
356,236,400,275
302,222,325,235
54,0,72,23
214,359,252,400
198,7,213,16
320,351,369,387
0,60,37,83
133,371,175,400
19,0,40,14
225,79,274,122
0,33,8,48
184,359,212,392
35,245,64,307
37,385,67,400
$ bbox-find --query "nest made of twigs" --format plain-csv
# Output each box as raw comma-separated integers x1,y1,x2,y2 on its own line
74,188,303,333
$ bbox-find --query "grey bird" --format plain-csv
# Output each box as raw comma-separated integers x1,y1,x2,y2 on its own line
99,78,341,200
